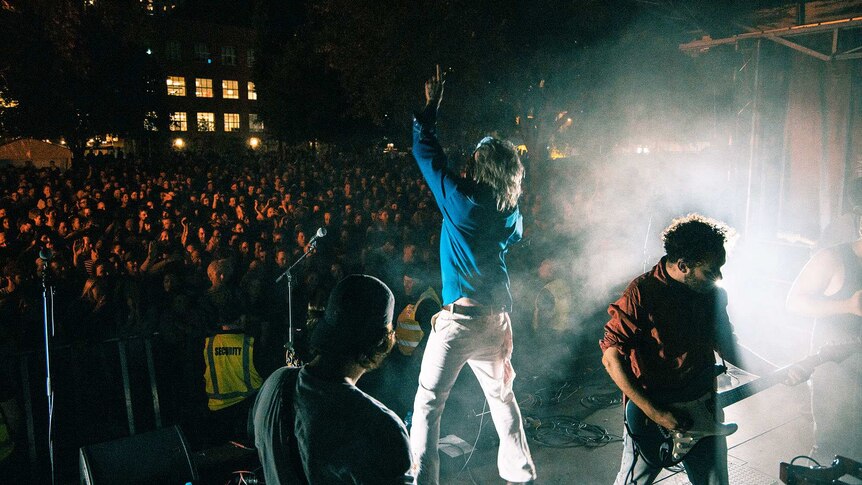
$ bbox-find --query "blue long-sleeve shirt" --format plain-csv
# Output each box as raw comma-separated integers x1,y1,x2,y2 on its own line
412,105,523,310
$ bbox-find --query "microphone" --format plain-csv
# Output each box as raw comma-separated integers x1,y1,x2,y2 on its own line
308,227,327,246
39,247,54,261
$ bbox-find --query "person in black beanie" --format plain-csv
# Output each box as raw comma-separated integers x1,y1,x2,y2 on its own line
252,274,411,485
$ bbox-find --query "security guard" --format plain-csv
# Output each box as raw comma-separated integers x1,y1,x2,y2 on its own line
395,286,441,357
532,258,574,334
204,321,263,443
532,258,575,381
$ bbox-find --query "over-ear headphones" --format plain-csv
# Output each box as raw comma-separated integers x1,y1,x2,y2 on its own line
472,136,497,157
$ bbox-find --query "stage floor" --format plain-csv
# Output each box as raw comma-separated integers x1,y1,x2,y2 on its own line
435,368,822,485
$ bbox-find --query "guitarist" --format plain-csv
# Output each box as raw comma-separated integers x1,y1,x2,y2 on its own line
787,237,862,462
600,214,809,485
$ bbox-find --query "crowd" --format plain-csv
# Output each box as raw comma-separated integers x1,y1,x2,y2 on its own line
0,148,567,452
0,149,452,348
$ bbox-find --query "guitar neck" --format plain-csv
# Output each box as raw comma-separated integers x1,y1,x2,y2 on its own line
716,372,783,408
716,354,821,409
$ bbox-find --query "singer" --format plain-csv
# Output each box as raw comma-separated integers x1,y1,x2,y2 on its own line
408,67,536,484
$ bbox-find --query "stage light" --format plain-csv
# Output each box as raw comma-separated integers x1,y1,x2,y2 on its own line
173,138,185,149
248,137,260,149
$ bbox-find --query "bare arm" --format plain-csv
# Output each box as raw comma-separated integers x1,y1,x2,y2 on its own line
180,218,189,246
602,347,691,431
787,248,862,317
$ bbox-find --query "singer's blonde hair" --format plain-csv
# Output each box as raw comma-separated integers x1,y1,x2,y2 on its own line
471,137,524,212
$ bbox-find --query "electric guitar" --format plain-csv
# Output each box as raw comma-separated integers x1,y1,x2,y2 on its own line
624,342,861,469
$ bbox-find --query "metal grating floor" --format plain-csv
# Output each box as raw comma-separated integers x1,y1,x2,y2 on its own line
655,455,778,485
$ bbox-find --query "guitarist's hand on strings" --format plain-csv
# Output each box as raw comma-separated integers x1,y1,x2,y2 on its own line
650,407,693,432
783,363,813,386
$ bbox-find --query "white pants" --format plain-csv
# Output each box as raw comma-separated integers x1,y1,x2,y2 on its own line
410,309,536,484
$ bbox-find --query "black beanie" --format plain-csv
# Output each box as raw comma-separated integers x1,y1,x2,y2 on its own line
310,274,395,355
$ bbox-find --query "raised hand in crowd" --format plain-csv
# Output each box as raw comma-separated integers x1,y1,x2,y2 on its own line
180,217,190,246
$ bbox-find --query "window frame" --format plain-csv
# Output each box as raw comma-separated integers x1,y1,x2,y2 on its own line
196,112,215,132
194,42,210,63
221,46,236,66
249,113,264,132
195,78,214,98
166,76,186,96
222,80,239,100
223,113,240,132
170,112,188,131
165,41,181,61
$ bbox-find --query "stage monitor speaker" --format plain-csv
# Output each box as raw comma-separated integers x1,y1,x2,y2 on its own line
79,425,198,485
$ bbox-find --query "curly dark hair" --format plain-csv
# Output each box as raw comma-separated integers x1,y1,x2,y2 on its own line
662,214,732,264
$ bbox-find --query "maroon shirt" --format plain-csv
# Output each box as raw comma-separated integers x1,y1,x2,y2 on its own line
600,257,736,398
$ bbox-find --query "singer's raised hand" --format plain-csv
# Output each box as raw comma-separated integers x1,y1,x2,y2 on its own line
425,64,445,109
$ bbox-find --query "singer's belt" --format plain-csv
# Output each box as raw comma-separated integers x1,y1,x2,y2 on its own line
442,303,507,317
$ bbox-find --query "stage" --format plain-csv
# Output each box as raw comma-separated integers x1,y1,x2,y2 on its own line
434,367,823,485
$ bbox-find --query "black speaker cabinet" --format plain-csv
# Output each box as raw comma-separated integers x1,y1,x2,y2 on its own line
79,425,198,485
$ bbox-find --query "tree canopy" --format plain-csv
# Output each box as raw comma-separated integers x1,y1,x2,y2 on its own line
0,0,164,158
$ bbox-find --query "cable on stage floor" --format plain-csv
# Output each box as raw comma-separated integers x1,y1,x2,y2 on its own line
523,415,622,448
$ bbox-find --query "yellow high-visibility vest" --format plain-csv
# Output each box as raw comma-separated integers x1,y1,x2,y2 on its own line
396,287,441,356
204,332,263,411
533,279,573,333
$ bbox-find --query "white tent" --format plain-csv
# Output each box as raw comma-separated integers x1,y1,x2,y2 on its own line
0,138,72,170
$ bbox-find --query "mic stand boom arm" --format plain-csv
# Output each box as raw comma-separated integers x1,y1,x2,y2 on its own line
274,242,318,367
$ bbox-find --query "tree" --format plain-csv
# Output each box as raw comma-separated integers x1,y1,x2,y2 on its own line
250,0,756,162
251,0,350,146
0,0,165,164
304,0,639,156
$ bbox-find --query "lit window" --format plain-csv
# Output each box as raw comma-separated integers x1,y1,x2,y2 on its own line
195,78,213,98
249,114,264,132
165,41,181,61
224,113,240,132
166,76,186,96
197,112,215,132
222,80,239,99
221,46,236,66
170,112,187,131
194,42,209,63
247,49,255,67
247,82,257,100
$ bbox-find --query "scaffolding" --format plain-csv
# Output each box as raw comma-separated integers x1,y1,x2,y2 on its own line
680,13,862,238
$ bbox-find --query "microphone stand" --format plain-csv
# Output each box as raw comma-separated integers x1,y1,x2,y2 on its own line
275,241,318,367
40,263,57,484
642,214,653,273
